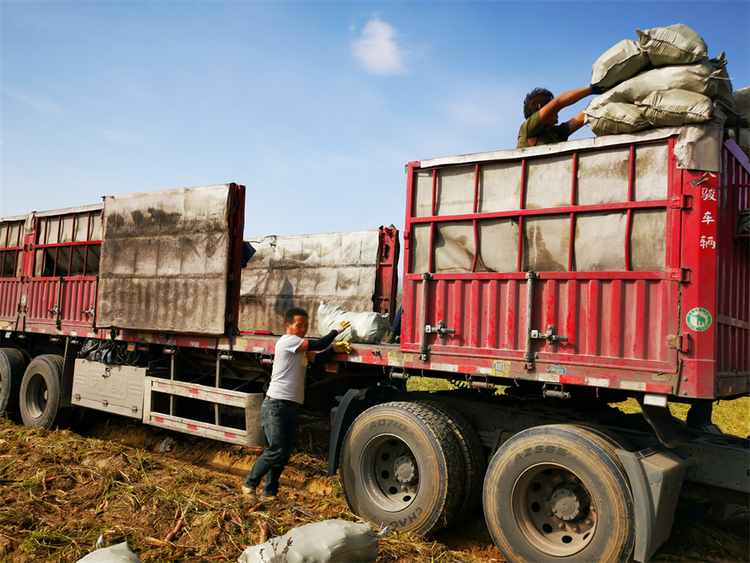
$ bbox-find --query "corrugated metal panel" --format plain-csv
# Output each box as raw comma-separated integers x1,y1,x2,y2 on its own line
238,230,383,336
404,276,676,372
0,279,20,322
715,144,750,395
27,279,59,324
97,185,233,335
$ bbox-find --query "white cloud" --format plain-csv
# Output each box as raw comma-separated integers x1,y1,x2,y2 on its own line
2,87,63,115
351,17,407,76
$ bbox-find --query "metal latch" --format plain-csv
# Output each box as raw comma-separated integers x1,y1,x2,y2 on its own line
425,320,455,338
542,383,571,400
667,334,690,353
530,325,568,344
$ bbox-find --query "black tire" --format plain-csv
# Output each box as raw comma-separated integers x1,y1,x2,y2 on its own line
0,348,27,417
417,401,487,525
19,355,72,430
483,424,635,563
339,401,465,535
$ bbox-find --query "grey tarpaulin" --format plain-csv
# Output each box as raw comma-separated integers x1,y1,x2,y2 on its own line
97,184,232,335
409,128,712,274
239,231,382,336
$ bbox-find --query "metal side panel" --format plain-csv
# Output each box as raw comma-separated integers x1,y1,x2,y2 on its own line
145,412,250,446
239,230,382,336
97,184,233,335
143,377,265,447
71,358,145,419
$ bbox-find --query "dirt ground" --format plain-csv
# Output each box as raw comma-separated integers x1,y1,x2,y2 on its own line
0,414,747,563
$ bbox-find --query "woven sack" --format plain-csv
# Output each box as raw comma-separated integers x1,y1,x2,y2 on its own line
637,90,712,127
637,23,708,67
733,87,750,127
586,102,650,136
591,39,650,88
588,59,720,110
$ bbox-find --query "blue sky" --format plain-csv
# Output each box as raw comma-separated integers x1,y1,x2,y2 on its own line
2,1,749,238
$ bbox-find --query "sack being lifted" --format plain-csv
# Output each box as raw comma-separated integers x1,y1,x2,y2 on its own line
318,301,389,344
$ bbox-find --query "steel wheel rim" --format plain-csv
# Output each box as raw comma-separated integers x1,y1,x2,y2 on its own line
510,463,597,557
25,372,48,420
360,435,419,512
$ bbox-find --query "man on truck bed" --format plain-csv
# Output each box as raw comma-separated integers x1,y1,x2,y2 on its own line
241,308,349,504
517,84,604,148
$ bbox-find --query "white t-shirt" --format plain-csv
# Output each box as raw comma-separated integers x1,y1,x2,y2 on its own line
266,334,307,404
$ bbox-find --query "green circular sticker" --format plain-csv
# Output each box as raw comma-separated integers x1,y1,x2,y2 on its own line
686,307,712,332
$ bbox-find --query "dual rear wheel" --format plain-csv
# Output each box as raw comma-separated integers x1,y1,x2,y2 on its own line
483,424,635,563
339,403,635,562
1,350,82,430
338,401,485,535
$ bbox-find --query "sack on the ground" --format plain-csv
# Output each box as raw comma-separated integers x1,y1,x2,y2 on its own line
637,23,708,67
237,520,379,563
586,102,650,136
591,39,651,88
318,302,389,344
77,541,140,563
733,87,750,127
637,90,713,127
589,59,721,110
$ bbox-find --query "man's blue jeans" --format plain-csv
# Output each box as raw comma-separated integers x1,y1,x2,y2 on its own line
243,398,299,496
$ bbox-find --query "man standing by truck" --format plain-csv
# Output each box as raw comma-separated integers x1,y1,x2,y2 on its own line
241,308,349,503
517,84,605,148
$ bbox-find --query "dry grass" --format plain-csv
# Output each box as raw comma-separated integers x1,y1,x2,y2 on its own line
1,388,747,562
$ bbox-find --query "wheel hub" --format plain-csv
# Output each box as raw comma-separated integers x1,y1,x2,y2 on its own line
550,483,587,521
511,464,598,557
393,455,416,483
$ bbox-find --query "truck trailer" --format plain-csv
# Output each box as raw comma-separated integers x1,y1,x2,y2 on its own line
0,119,748,563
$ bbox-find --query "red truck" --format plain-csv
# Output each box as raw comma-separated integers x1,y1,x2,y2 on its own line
0,119,748,563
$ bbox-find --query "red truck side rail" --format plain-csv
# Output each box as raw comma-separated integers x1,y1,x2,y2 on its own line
324,131,749,402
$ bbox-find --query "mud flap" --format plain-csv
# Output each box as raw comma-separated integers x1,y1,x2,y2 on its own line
616,448,689,563
244,392,265,447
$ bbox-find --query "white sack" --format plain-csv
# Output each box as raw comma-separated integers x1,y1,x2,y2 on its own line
237,520,378,563
591,39,650,88
77,542,141,563
637,90,713,127
637,23,708,67
586,102,651,136
734,87,750,127
318,302,389,344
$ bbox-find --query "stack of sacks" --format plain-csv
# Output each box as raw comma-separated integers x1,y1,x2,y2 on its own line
585,24,737,136
732,87,750,158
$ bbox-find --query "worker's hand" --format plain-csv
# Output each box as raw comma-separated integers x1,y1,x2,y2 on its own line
589,84,608,96
334,320,351,333
333,341,352,354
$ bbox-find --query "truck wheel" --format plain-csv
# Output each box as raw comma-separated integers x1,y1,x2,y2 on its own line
19,355,72,430
483,424,635,563
339,401,465,535
418,401,486,525
0,349,27,417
